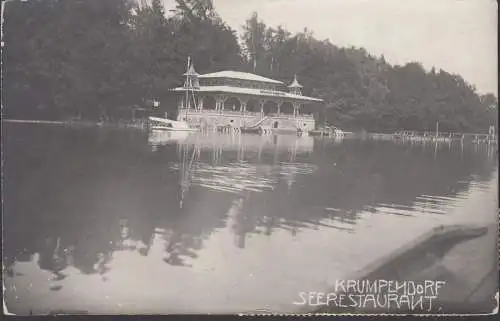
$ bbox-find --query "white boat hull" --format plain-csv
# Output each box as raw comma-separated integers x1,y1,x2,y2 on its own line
150,126,198,132
149,117,199,132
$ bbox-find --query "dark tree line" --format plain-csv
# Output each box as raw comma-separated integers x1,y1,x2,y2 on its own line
240,13,498,133
2,0,242,121
2,0,497,132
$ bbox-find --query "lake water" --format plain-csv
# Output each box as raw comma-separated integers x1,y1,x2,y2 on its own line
2,123,498,314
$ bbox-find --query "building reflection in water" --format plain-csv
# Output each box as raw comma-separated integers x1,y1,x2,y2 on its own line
149,132,320,250
182,134,311,248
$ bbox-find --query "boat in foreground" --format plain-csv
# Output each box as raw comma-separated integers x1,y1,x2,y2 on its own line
305,224,495,314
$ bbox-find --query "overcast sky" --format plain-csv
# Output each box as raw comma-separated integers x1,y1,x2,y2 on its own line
162,0,497,95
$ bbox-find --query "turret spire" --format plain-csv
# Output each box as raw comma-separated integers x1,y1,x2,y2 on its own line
288,74,302,95
183,56,199,77
288,74,303,88
183,56,199,88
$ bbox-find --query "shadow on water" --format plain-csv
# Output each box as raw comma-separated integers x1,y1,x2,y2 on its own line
2,123,497,296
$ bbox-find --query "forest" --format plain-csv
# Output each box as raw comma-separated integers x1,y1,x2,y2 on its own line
2,0,498,133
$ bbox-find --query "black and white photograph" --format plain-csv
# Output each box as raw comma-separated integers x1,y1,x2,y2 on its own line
1,0,498,315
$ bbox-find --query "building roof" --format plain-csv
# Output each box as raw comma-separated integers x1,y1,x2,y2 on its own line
171,85,323,103
198,71,284,85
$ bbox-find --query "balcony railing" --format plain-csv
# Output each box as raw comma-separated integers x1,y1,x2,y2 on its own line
180,108,314,119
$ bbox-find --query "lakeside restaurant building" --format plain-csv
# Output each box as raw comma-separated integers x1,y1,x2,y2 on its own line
170,61,323,133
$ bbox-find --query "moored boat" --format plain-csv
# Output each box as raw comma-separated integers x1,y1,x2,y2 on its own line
148,57,200,133
307,224,494,314
149,116,198,132
309,126,344,137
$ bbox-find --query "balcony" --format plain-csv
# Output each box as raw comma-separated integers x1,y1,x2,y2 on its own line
180,108,314,119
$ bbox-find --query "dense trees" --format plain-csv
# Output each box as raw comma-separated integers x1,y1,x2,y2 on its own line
2,0,241,121
3,0,135,120
240,13,498,133
2,1,497,132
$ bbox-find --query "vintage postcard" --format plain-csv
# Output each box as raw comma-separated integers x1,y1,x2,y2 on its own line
2,0,498,316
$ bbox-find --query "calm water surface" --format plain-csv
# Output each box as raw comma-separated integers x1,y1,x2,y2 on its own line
3,123,498,314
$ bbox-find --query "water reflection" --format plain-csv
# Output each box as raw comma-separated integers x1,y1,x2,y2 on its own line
2,123,497,313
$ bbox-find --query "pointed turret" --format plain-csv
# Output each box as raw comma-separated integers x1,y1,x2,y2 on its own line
288,74,302,95
183,56,200,89
183,58,199,77
188,64,198,75
288,74,303,88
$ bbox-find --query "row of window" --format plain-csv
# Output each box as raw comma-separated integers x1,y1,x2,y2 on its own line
199,78,281,91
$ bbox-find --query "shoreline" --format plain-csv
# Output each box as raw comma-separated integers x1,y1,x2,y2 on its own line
3,119,497,143
2,119,148,129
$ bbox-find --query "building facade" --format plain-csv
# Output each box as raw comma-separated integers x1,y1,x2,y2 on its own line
170,61,323,133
